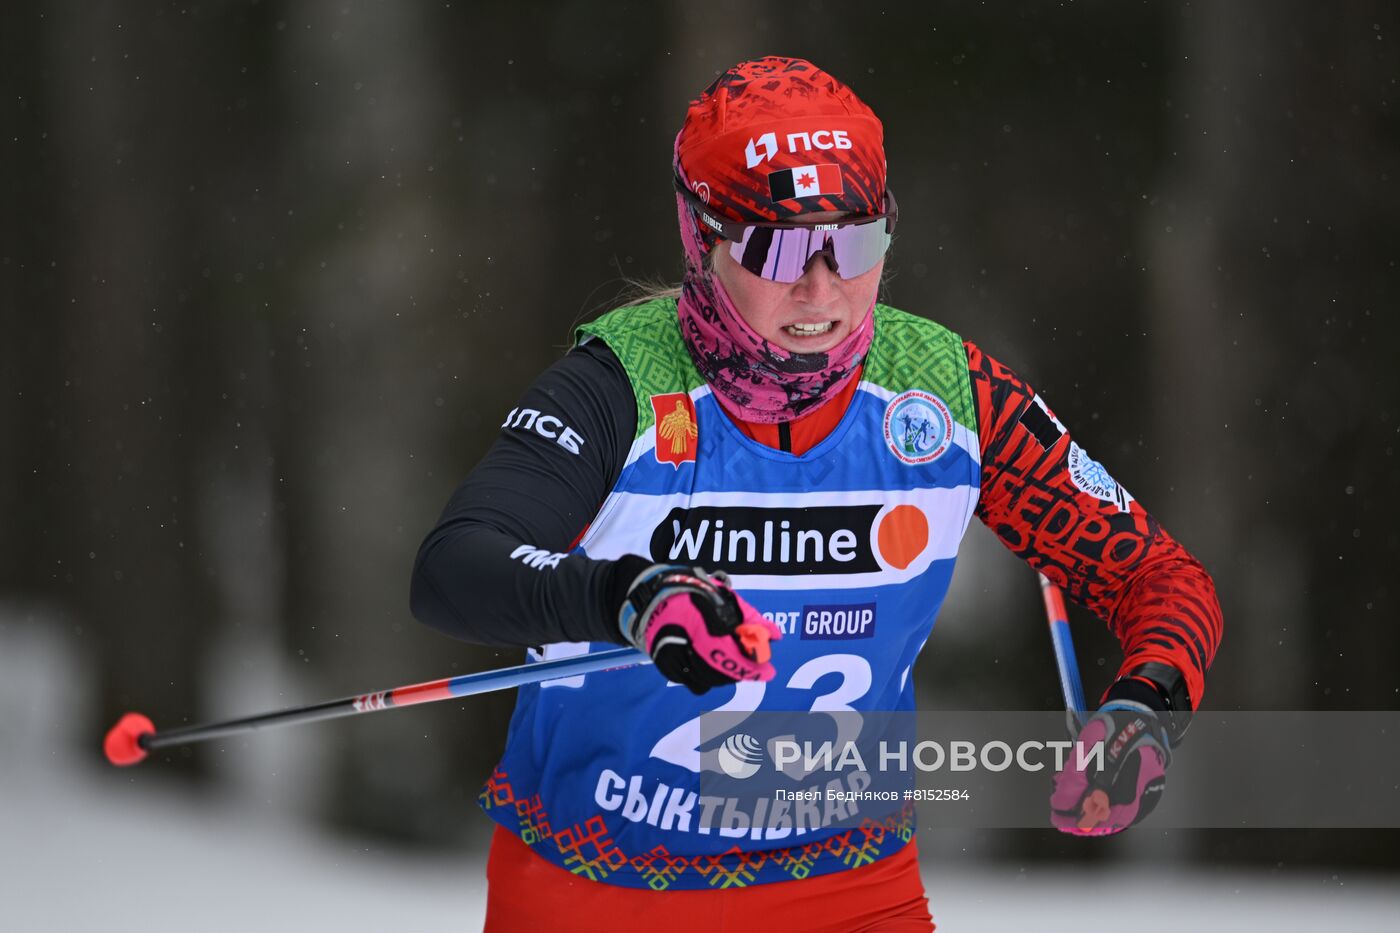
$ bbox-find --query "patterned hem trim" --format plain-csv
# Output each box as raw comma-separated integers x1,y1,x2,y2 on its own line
479,765,916,891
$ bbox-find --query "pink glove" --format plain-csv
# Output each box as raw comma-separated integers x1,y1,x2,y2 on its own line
1050,702,1170,835
617,563,780,694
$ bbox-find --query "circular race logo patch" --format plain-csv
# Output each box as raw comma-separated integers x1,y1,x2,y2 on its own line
1067,441,1135,513
883,390,954,464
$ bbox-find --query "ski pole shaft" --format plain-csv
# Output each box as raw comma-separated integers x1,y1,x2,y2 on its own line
1038,573,1086,715
104,646,648,766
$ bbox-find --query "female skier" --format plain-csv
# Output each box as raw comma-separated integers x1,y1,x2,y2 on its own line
412,56,1222,932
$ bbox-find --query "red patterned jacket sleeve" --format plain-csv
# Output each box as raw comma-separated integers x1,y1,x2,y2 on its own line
966,341,1223,708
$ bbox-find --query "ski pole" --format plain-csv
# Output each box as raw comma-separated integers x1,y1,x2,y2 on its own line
103,646,649,767
1039,573,1086,721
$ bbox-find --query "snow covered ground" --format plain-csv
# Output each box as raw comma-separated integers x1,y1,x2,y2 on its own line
5,748,1397,932
2,623,1396,931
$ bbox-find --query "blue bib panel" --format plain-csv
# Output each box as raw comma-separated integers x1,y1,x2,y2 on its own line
479,301,981,890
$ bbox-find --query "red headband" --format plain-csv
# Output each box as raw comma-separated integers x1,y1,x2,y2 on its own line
675,56,887,227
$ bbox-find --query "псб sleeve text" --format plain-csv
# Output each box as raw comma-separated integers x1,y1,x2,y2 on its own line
409,340,638,648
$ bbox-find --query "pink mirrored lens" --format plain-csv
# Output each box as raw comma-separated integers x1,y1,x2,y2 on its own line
731,221,890,283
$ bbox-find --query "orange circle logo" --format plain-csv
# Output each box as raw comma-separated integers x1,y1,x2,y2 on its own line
876,505,929,570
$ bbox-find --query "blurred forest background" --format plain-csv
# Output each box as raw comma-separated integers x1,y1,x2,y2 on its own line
2,0,1397,883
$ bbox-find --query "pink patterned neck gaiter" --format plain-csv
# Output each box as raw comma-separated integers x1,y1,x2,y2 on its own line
673,191,875,425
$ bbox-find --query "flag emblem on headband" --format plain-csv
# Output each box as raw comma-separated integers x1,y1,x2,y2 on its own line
768,164,843,201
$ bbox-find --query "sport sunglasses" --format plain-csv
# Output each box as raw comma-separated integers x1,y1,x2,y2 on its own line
676,180,898,284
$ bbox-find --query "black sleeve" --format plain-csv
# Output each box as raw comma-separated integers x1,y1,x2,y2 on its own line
409,339,643,648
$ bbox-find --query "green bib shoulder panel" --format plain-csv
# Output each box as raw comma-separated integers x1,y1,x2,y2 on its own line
577,299,702,440
577,299,974,439
865,304,975,433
